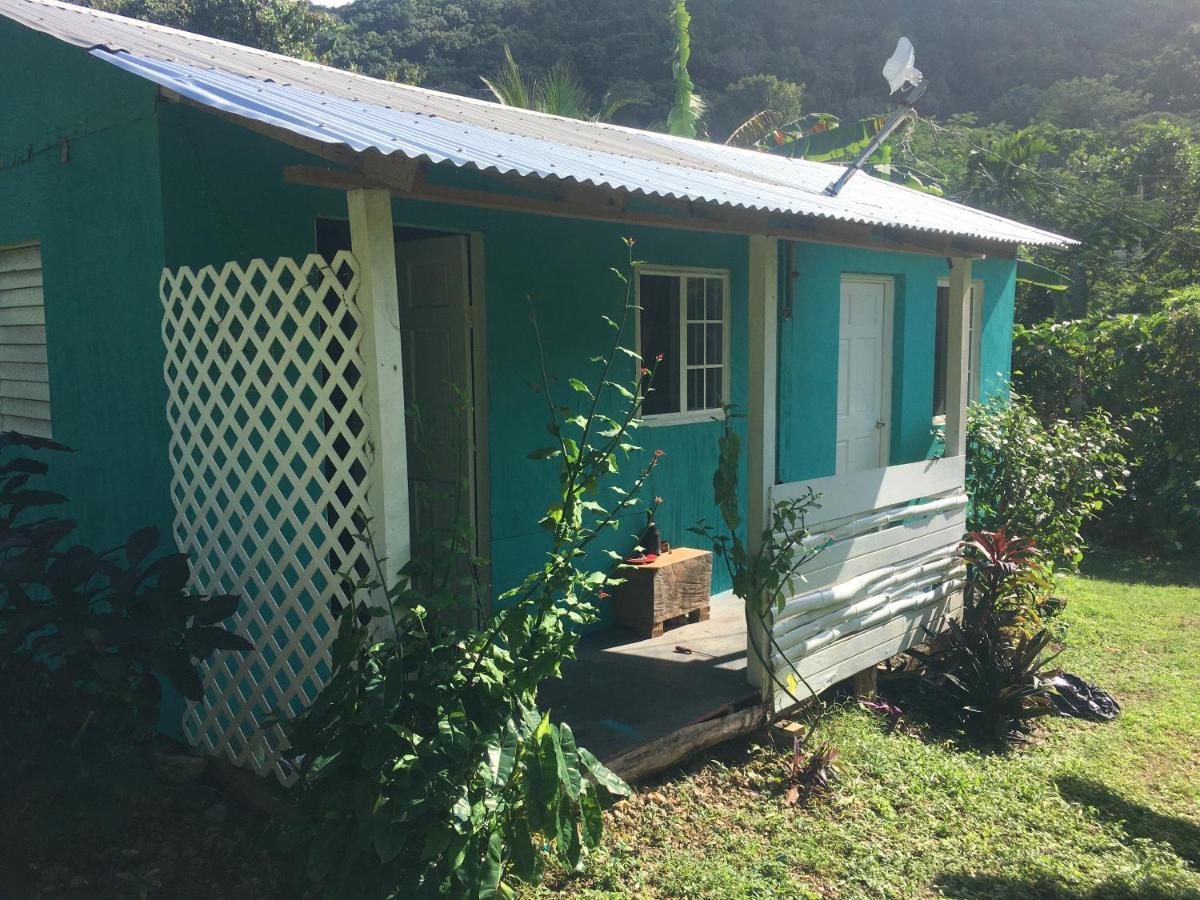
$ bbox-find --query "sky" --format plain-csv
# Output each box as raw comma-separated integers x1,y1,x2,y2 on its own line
311,0,353,6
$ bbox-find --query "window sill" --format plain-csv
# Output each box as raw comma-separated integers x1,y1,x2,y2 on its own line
641,409,726,428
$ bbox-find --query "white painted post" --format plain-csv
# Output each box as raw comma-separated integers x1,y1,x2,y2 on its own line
746,235,779,698
347,188,410,585
944,257,973,458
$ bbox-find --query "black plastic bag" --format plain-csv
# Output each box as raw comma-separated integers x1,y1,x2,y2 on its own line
1047,672,1120,721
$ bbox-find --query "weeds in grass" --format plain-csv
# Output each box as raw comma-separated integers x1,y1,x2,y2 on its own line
783,737,840,806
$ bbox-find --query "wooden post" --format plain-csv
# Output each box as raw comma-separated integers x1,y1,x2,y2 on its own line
851,666,878,700
746,235,779,700
347,188,410,586
944,257,973,458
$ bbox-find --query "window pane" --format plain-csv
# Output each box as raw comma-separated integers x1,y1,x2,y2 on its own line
706,278,723,320
687,323,704,365
686,277,704,320
687,368,704,411
706,322,723,365
705,368,723,409
639,274,680,415
932,286,948,417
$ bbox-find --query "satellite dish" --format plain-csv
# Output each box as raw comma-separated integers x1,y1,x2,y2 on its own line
882,37,923,95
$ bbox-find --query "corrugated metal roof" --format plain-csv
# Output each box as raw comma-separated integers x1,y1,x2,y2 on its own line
0,0,1075,247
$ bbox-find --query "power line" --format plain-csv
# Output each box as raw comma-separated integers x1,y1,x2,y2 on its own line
915,115,1200,256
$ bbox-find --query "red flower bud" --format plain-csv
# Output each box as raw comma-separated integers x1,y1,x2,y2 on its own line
598,590,610,600
654,449,665,457
655,353,665,363
640,367,650,376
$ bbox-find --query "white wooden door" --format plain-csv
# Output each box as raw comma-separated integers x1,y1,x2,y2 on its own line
394,236,477,544
836,277,893,475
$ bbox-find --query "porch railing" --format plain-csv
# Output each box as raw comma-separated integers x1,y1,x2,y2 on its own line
763,455,968,710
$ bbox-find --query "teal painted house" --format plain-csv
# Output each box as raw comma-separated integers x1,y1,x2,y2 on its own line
0,0,1070,775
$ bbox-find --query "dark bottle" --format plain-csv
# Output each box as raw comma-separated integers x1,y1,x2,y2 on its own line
641,511,661,556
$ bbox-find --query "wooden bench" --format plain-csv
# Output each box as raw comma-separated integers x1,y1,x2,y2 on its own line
611,547,713,639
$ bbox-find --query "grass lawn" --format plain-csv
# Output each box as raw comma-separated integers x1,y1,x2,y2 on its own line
534,555,1200,899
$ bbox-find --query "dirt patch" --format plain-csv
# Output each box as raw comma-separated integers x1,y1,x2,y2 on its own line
0,664,289,899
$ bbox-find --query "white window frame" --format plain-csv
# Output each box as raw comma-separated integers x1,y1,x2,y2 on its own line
634,265,731,427
933,278,983,426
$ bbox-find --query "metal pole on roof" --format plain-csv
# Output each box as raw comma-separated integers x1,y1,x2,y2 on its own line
824,37,928,197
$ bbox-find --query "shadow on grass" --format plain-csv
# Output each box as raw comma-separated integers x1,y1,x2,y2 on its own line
1056,774,1200,868
1080,552,1200,588
874,675,1021,755
936,871,1200,899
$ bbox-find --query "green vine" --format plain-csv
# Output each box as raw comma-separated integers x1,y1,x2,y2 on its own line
275,241,663,898
691,414,828,714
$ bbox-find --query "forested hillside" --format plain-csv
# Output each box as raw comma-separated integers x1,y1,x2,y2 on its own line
88,0,1200,132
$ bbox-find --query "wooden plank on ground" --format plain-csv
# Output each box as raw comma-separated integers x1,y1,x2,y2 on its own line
604,705,766,783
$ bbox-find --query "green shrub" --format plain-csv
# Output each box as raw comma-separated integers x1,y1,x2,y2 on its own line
0,432,250,743
277,246,654,898
915,530,1059,746
966,392,1130,572
1014,292,1200,550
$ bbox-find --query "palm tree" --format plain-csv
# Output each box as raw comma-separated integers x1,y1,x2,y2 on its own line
960,127,1057,217
480,46,637,123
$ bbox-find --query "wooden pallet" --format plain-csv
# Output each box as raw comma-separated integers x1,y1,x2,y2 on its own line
611,547,713,639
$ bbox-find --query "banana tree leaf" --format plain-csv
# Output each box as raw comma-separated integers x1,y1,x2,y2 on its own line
765,114,887,161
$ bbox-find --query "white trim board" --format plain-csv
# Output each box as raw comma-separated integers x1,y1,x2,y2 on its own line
772,455,966,527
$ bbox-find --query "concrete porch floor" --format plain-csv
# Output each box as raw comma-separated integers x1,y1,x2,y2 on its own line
539,592,753,762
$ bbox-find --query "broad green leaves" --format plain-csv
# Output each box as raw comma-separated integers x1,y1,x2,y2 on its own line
966,393,1131,572
278,244,651,898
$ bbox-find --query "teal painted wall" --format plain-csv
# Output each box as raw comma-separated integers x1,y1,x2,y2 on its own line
0,21,1018,619
777,242,1017,483
972,257,1018,404
156,106,749,605
0,22,174,551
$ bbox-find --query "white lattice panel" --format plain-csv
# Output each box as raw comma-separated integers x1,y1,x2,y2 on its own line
161,252,372,781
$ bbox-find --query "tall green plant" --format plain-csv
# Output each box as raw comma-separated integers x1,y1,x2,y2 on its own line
690,416,825,709
481,45,638,122
915,530,1060,746
277,243,666,898
1014,294,1200,549
966,393,1130,571
665,0,704,138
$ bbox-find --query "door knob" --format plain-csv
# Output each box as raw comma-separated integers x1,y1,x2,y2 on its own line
876,420,887,429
